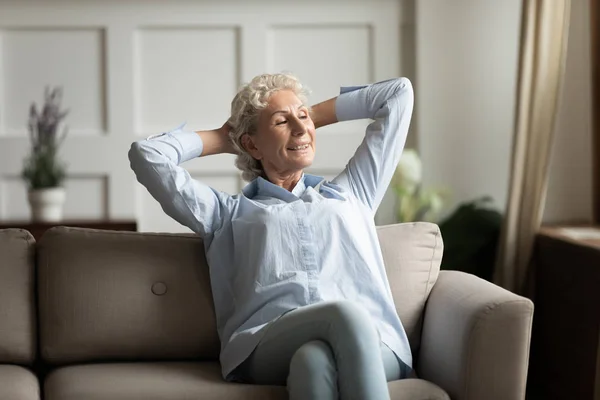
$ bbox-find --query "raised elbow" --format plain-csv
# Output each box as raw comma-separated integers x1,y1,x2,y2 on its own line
396,77,413,96
128,141,150,173
393,77,414,109
397,77,411,87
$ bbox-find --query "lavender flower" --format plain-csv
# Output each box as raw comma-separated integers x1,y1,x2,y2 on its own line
22,87,69,189
28,86,69,153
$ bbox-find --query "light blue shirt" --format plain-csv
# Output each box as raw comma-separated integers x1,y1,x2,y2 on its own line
129,77,414,380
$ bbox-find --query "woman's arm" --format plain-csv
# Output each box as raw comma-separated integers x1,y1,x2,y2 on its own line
195,122,237,156
129,124,235,237
331,78,414,213
311,98,338,129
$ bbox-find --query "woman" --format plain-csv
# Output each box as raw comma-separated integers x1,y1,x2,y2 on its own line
129,73,414,400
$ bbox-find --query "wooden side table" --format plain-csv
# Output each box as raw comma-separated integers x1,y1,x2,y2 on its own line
528,226,600,400
0,220,137,241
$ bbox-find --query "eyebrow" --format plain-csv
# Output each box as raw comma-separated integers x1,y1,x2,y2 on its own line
270,104,305,117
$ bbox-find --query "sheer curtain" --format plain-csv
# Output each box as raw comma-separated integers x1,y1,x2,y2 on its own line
494,0,571,294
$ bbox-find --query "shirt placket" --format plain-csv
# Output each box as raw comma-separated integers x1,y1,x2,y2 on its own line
295,201,319,304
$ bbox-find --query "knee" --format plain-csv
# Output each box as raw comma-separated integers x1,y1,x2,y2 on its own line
323,301,378,337
289,340,335,379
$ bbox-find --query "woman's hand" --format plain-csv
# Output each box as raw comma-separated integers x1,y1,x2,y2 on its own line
310,97,338,129
195,122,238,156
215,122,238,155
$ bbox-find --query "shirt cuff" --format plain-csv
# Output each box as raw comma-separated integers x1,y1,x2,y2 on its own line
335,85,369,122
173,129,204,161
147,123,204,162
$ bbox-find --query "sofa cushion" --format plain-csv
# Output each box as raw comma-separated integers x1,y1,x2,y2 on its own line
38,227,219,365
0,229,36,364
43,362,448,400
44,362,287,400
389,379,449,400
377,223,443,355
0,364,40,400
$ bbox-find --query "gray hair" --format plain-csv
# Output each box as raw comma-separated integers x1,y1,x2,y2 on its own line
228,73,310,182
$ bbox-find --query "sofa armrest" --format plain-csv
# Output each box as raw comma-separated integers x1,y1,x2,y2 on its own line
417,271,534,400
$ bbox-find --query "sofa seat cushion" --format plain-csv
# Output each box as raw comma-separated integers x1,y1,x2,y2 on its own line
389,379,450,400
44,362,286,400
44,361,449,400
0,364,40,400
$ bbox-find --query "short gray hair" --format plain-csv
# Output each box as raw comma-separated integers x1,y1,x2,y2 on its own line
228,73,310,182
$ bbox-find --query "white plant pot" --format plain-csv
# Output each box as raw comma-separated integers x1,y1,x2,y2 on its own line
28,187,66,222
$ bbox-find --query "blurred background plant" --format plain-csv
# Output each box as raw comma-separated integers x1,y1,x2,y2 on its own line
391,149,450,223
21,87,69,190
393,149,503,282
437,196,503,282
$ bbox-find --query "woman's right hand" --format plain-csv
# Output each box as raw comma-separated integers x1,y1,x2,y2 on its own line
196,122,238,156
217,122,238,155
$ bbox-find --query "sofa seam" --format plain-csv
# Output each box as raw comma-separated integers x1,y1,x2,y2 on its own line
26,230,37,367
422,229,438,306
44,227,201,242
5,229,37,365
377,222,437,231
463,298,533,400
23,230,36,247
0,228,35,243
520,300,534,399
39,241,49,366
376,222,416,230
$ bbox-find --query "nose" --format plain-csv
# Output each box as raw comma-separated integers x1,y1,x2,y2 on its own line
291,117,306,136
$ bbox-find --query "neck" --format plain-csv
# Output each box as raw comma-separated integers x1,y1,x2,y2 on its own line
263,169,303,192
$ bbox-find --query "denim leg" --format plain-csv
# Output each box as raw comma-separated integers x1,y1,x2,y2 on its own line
380,342,412,381
284,341,408,399
287,340,338,400
237,300,392,400
381,342,402,382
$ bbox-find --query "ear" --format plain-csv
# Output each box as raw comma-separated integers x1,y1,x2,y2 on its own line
241,134,262,160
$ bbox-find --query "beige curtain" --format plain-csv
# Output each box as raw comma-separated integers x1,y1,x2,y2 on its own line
494,0,571,295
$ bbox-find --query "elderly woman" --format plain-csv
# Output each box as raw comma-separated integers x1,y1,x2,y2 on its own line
129,73,414,400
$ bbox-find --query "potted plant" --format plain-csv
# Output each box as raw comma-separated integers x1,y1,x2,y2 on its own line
21,87,69,222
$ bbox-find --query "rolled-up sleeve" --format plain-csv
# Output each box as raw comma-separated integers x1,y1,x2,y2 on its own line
332,77,414,212
128,125,231,237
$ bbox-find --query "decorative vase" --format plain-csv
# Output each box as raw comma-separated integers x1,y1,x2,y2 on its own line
27,187,66,222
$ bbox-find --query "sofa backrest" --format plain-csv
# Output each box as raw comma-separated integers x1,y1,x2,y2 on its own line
377,222,443,355
38,227,219,365
0,229,36,365
36,223,442,365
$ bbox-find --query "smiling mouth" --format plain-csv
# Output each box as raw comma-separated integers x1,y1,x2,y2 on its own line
287,144,310,151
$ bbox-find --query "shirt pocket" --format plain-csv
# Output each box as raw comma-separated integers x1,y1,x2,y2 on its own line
255,268,307,288
255,269,309,307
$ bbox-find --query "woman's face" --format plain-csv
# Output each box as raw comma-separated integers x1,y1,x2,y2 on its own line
243,90,316,176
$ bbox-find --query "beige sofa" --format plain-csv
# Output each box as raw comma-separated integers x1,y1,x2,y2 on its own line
0,222,533,400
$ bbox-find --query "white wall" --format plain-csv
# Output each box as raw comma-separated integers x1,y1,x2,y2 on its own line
0,0,406,230
416,0,594,224
543,0,593,224
415,0,522,217
3,0,590,229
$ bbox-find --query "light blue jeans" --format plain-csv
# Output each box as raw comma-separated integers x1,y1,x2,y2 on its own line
236,301,411,400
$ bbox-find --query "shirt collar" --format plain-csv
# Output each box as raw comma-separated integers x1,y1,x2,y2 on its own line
242,173,324,201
